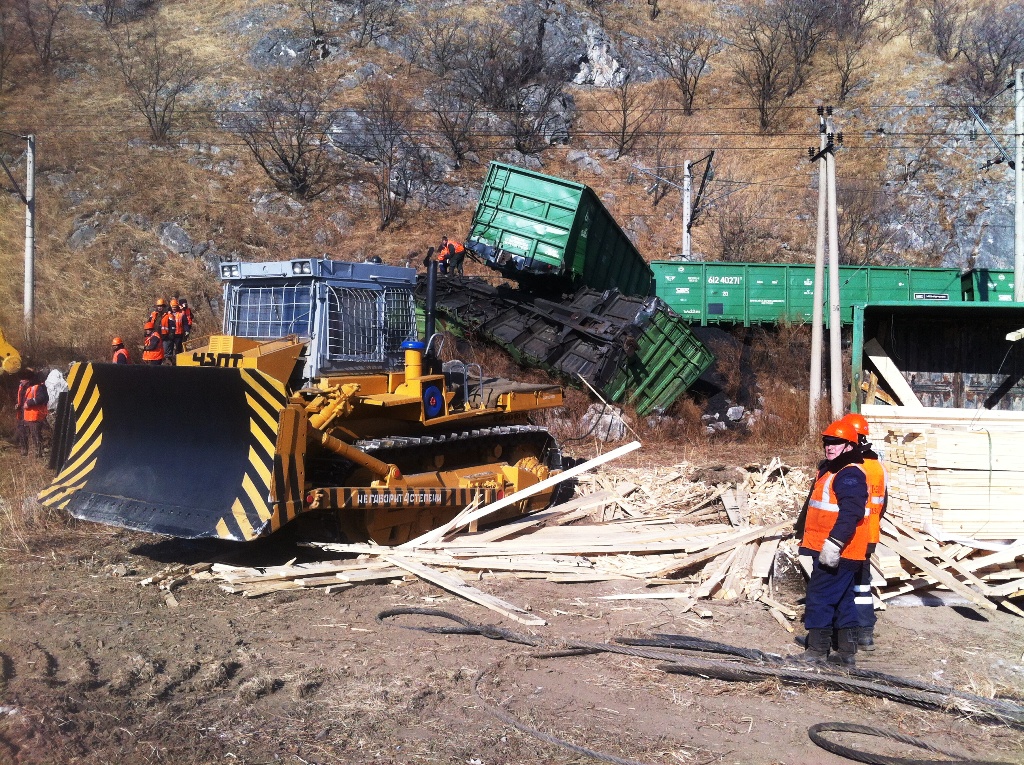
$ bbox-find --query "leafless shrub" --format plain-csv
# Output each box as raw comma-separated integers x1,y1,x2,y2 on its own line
709,191,780,262
15,0,67,71
426,83,480,168
650,18,723,116
956,1,1024,106
234,68,347,200
637,103,684,208
339,0,402,49
837,183,900,265
914,0,969,62
355,78,415,229
109,19,204,143
589,50,658,159
0,2,23,90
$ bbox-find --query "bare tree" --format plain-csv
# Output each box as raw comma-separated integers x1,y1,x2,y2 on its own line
0,2,23,90
778,0,832,92
638,104,683,208
340,0,402,49
918,0,969,62
590,58,657,159
731,2,798,133
15,0,66,70
110,20,203,142
358,78,412,229
235,69,345,200
838,184,899,265
298,0,330,39
651,20,722,115
827,0,879,102
406,11,464,77
711,192,780,262
957,2,1024,104
452,10,574,155
427,83,480,167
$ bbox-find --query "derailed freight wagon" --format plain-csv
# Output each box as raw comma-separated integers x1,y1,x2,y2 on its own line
466,162,654,296
851,301,1024,539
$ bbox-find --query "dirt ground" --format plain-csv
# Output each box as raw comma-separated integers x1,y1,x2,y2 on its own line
2,448,1024,765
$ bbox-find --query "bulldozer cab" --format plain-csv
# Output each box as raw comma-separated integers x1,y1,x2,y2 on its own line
212,258,418,386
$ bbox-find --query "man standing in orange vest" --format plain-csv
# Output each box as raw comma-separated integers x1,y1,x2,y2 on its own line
112,337,130,364
439,236,466,277
142,321,165,365
842,412,887,651
15,369,49,458
170,299,186,354
793,418,871,666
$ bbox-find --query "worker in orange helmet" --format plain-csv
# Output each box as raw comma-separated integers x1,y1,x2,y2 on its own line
841,412,888,651
791,418,871,666
169,299,186,355
142,321,164,365
111,337,130,365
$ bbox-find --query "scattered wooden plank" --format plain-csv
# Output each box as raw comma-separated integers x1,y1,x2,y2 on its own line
750,537,782,579
653,521,794,579
721,489,742,527
384,555,546,626
769,608,794,633
879,534,997,612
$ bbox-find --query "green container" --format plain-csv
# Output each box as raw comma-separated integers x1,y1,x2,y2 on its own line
651,261,963,326
467,162,653,296
962,268,1017,302
602,305,715,415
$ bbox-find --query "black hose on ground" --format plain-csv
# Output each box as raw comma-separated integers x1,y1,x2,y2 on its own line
376,608,1020,763
807,722,1007,765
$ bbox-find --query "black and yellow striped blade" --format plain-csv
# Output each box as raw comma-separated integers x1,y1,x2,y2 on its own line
38,363,288,542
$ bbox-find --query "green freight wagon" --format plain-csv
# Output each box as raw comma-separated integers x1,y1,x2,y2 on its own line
651,261,964,326
962,269,1017,302
466,162,654,296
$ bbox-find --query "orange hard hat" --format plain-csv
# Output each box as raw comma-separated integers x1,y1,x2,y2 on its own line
155,298,167,307
144,321,155,331
842,413,870,437
822,419,858,444
170,299,179,307
112,337,123,346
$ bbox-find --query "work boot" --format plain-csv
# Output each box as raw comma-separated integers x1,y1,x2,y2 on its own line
857,627,876,651
828,628,858,666
789,628,830,664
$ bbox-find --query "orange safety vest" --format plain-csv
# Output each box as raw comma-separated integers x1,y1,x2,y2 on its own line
142,330,165,362
802,464,871,561
18,382,48,422
862,456,888,544
112,347,130,364
172,308,186,337
436,247,448,262
160,311,176,339
448,240,465,256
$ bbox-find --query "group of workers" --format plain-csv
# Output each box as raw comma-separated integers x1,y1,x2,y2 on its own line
793,411,887,667
110,297,194,365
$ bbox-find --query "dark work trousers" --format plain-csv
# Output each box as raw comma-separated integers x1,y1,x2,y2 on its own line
855,558,876,632
804,553,861,631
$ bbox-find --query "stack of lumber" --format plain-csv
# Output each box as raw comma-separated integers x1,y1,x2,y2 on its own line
877,421,1024,539
868,517,1024,615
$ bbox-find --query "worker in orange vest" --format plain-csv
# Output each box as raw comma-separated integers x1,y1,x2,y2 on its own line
15,369,49,457
112,337,130,364
159,304,176,362
435,238,450,275
142,321,165,365
438,236,466,276
178,298,194,343
842,412,888,651
792,418,871,666
170,299,186,354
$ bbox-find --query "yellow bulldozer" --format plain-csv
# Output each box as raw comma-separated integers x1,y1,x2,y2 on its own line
0,327,22,374
39,258,565,544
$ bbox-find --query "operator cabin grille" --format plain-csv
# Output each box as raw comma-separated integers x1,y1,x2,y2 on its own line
226,284,314,339
325,285,416,370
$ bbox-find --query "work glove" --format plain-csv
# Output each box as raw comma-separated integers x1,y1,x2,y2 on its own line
819,538,842,569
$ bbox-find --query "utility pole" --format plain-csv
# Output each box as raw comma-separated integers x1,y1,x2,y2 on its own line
809,106,828,434
682,160,692,259
1015,68,1023,301
826,128,844,420
25,134,35,338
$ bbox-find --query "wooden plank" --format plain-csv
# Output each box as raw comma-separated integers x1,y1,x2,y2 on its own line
721,489,742,527
466,491,616,543
384,555,546,626
653,520,793,578
400,440,642,548
750,537,782,579
717,543,755,600
770,607,794,633
692,548,738,599
863,338,923,408
879,534,996,611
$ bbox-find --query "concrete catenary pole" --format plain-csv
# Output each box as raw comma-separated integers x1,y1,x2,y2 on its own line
24,134,35,338
826,132,843,419
682,160,692,259
809,108,827,433
1014,68,1023,301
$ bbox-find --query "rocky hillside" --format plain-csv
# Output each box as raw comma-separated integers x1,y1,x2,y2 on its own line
0,0,1020,361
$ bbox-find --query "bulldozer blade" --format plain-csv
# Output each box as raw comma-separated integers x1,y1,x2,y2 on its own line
38,362,290,541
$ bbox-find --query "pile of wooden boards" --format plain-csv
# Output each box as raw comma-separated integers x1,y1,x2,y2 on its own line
865,517,1024,615
873,417,1024,539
